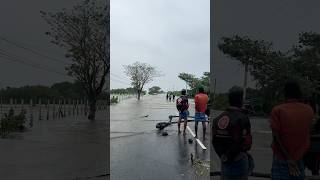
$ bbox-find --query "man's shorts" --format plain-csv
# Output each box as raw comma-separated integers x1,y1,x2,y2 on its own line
221,152,249,178
179,110,189,120
195,112,207,122
271,155,305,180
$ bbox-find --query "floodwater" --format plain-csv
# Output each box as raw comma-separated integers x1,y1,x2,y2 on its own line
111,94,210,180
0,109,108,180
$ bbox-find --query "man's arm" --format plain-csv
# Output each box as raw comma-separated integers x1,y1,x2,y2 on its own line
186,98,190,109
273,131,291,160
194,95,200,112
270,108,292,160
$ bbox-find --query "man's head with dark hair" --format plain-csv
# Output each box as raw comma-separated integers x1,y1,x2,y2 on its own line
228,87,243,108
198,87,205,93
284,81,302,99
181,89,186,95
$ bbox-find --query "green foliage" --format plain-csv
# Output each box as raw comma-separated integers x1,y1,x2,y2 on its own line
51,81,86,99
218,33,320,113
0,81,87,101
110,96,118,104
178,72,210,97
167,91,182,97
213,94,228,110
148,86,161,94
0,109,26,138
41,0,109,120
124,62,161,100
111,87,136,94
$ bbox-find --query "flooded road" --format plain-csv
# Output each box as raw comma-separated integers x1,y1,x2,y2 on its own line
0,110,108,180
111,94,210,180
111,94,317,179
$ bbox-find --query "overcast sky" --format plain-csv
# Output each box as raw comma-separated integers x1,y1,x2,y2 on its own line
110,0,210,92
2,0,319,94
0,0,84,88
213,0,320,93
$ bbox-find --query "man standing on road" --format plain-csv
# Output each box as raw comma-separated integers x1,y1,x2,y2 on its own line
270,81,314,179
212,87,253,180
176,89,189,134
194,87,209,140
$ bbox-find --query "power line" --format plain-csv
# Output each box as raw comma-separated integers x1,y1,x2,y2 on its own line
0,51,68,78
0,48,54,68
110,74,130,83
111,72,129,81
0,35,69,65
110,78,130,85
110,76,130,86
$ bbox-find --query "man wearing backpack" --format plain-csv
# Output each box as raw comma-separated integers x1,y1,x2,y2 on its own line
212,87,253,180
176,89,189,134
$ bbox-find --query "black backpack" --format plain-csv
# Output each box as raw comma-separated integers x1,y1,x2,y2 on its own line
176,96,188,112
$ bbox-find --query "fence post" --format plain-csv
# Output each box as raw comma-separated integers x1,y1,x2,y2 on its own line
0,97,2,119
59,99,63,118
20,99,24,113
29,99,33,127
47,99,50,120
63,99,66,117
68,99,71,116
84,100,88,116
53,99,56,120
58,100,61,118
14,99,17,109
80,100,83,115
39,99,42,121
10,98,13,115
72,100,75,116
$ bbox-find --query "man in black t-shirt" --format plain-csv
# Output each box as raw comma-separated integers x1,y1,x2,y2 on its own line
176,89,189,134
212,88,252,180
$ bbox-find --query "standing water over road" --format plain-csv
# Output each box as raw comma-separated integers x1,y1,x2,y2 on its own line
111,94,210,180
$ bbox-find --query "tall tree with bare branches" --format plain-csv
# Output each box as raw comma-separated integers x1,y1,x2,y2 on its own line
124,62,161,100
41,0,109,121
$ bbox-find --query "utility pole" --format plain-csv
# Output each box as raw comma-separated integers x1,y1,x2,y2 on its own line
243,64,248,103
213,78,216,102
185,82,188,94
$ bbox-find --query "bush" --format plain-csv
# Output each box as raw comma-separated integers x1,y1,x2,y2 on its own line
110,96,118,104
0,108,26,138
213,94,228,110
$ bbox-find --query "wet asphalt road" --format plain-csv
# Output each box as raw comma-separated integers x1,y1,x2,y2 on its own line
111,94,210,180
111,94,315,180
210,115,274,180
210,114,314,180
0,110,108,180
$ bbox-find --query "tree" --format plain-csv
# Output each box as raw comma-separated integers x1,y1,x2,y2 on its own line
124,62,161,100
148,86,161,94
51,81,86,99
178,73,199,90
218,34,320,112
110,87,136,95
292,31,320,93
41,0,109,120
178,72,209,97
218,35,272,101
291,32,320,115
